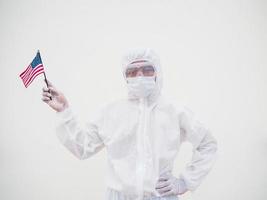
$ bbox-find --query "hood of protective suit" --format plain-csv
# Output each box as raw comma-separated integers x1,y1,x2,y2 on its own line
122,48,163,103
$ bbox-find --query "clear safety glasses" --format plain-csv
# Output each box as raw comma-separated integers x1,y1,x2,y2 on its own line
125,65,155,78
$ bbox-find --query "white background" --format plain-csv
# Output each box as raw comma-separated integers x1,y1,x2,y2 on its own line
0,0,266,200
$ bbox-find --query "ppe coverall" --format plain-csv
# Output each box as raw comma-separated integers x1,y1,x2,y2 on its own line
55,48,218,200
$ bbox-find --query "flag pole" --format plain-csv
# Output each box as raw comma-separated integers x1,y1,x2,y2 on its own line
43,72,50,90
38,50,52,100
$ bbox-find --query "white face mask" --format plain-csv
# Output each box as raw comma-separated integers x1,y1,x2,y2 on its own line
126,76,156,98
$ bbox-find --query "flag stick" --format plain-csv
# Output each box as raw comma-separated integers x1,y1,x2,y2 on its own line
43,72,49,87
43,72,52,100
38,50,52,100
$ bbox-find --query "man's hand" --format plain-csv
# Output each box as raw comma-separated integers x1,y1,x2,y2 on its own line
42,80,69,112
155,173,188,197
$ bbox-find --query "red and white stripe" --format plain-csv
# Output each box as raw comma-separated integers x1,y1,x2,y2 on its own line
19,64,44,88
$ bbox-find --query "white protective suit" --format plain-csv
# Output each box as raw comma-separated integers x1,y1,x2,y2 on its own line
55,48,218,200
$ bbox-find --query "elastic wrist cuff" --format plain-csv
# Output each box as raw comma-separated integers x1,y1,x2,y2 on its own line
56,106,73,122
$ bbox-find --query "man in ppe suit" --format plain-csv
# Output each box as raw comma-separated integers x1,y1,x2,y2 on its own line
42,48,218,200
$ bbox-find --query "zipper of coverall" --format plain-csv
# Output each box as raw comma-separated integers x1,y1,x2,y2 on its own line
136,97,148,200
142,97,149,199
142,98,158,199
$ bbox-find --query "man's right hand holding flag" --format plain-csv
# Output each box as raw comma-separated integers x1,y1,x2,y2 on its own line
42,80,69,112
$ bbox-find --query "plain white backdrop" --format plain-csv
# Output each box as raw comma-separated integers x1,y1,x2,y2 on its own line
0,0,266,200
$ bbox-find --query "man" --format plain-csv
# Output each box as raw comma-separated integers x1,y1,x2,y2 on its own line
42,48,218,200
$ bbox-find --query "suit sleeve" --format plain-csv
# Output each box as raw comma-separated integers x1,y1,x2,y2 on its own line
55,107,105,160
178,106,218,192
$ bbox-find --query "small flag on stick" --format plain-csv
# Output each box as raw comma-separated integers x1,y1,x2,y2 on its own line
19,50,46,88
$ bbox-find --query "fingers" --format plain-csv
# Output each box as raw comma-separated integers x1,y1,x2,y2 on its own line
43,92,52,98
156,173,176,197
49,87,60,95
160,189,174,197
42,96,51,102
42,86,49,92
156,180,171,189
156,173,173,196
158,177,169,182
42,86,60,96
156,184,172,194
42,86,53,102
42,90,52,101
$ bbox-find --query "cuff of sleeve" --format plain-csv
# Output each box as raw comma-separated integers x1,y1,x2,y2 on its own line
177,177,188,194
178,173,194,192
56,106,74,122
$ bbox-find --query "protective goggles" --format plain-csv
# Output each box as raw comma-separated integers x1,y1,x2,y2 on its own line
125,61,155,78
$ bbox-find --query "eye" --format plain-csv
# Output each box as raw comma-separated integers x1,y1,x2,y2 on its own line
142,66,155,75
144,66,154,71
126,68,138,77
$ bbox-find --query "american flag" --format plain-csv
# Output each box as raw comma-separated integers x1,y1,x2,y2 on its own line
19,51,45,88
